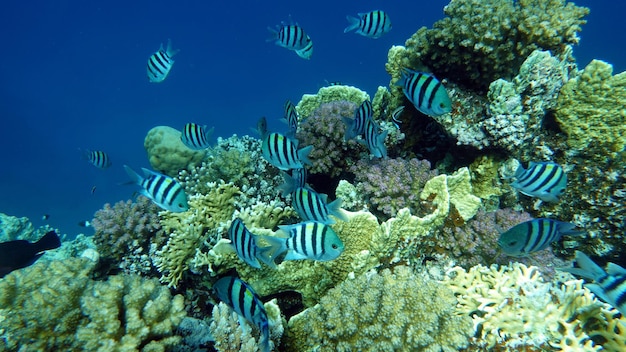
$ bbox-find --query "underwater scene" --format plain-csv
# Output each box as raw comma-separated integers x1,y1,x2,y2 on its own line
1,0,626,351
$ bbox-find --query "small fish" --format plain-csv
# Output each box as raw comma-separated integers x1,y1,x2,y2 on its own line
181,123,214,150
391,106,405,129
260,221,344,262
294,36,313,60
42,214,50,221
343,100,372,141
291,187,347,225
398,69,451,117
278,168,308,197
344,10,392,39
147,39,179,83
0,230,61,278
267,24,311,51
78,220,91,227
257,117,312,170
123,165,189,212
91,186,97,195
282,100,299,137
81,149,112,169
510,161,567,203
361,118,387,158
498,218,583,256
213,276,270,352
560,251,626,315
228,218,268,269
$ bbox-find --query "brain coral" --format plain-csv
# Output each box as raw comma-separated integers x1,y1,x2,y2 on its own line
386,0,588,90
283,266,473,351
144,125,206,177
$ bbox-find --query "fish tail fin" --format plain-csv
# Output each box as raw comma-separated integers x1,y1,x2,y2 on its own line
344,15,360,33
123,165,143,185
327,198,348,222
35,231,61,251
560,250,606,282
256,236,286,269
79,148,91,161
256,116,268,137
342,116,356,140
165,39,180,57
297,145,313,166
376,130,388,158
278,171,297,197
259,325,271,352
204,126,215,142
266,26,279,42
557,222,585,237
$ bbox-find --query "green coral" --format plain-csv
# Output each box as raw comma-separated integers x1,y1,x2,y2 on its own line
144,126,206,177
386,0,588,90
555,59,626,155
295,85,369,119
0,258,186,351
283,266,473,351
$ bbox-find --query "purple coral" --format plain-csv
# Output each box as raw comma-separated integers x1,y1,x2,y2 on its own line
296,100,365,177
350,157,438,219
92,196,163,268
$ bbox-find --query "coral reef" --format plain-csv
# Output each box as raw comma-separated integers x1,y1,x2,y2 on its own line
283,266,473,351
0,212,36,242
349,157,438,218
555,59,626,156
386,0,588,90
144,125,206,177
295,85,369,120
91,196,164,274
0,257,186,351
209,299,284,352
447,262,626,350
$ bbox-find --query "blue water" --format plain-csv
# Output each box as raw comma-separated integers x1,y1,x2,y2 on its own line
0,0,623,238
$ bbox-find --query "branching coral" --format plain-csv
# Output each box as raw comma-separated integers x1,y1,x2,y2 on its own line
0,258,186,351
283,266,473,351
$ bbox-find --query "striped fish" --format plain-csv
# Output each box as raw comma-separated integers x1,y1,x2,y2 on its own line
81,149,111,169
213,276,270,352
511,161,567,203
344,10,392,39
181,123,214,150
560,251,626,315
147,39,179,83
291,187,347,224
343,99,372,140
282,100,299,137
261,221,344,262
257,117,312,170
362,118,387,158
398,69,451,117
278,168,308,197
228,218,265,269
267,24,310,51
294,36,313,60
498,218,583,256
123,165,188,212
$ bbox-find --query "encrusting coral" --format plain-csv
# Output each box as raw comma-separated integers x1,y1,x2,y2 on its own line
0,257,186,352
283,265,473,351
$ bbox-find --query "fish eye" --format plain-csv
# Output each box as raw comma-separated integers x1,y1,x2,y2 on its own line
331,244,338,249
508,241,517,247
178,203,184,208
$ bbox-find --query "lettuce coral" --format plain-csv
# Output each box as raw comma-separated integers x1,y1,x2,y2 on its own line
283,266,473,351
0,257,186,351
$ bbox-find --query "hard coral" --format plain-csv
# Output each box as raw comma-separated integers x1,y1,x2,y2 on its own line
283,266,473,351
386,0,588,90
144,125,206,177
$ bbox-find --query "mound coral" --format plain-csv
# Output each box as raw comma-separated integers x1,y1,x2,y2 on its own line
144,125,206,177
0,257,186,351
386,0,588,90
295,85,369,119
283,266,473,351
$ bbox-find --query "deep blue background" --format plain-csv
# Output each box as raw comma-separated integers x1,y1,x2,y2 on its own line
0,0,622,237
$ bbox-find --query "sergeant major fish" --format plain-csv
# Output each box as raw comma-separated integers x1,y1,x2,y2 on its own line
260,221,344,263
498,218,583,256
344,10,392,39
560,251,626,315
181,123,214,150
257,117,312,170
81,149,112,169
213,276,271,352
228,218,273,269
398,69,451,117
0,230,61,278
510,161,567,203
147,39,179,83
278,168,308,197
361,118,387,158
294,36,313,60
290,187,347,225
343,99,372,141
267,23,311,51
123,165,188,212
282,100,299,137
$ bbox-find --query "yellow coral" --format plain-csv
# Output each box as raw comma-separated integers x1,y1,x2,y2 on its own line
144,126,206,177
295,85,370,119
